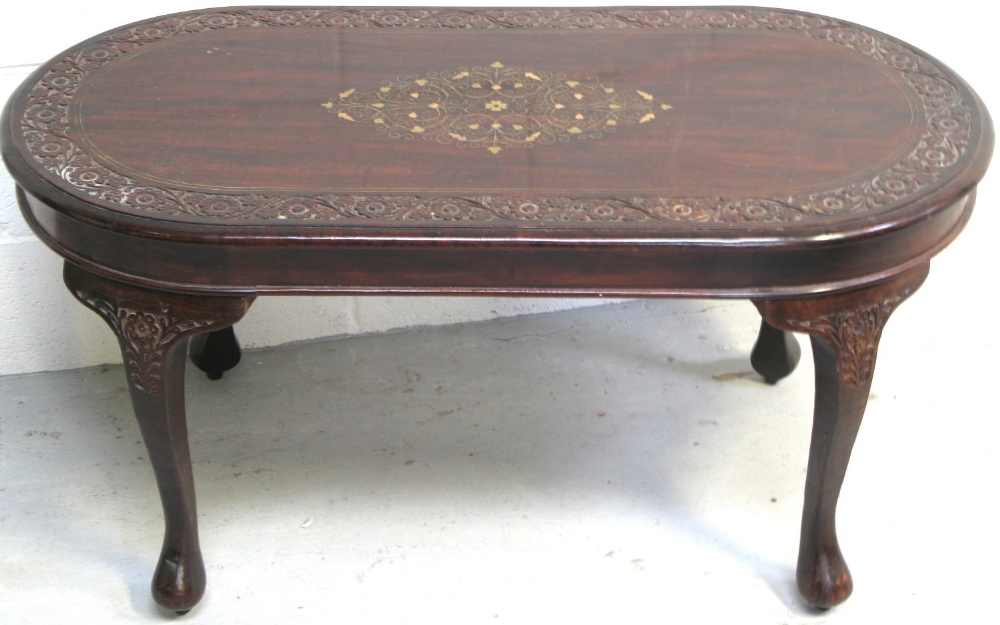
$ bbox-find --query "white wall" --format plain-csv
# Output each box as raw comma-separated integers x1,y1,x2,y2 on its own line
1,1,995,375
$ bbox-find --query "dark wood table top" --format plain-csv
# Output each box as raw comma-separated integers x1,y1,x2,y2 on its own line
2,7,992,297
2,8,993,614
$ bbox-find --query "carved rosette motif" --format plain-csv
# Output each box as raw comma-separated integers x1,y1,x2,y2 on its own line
20,8,972,223
75,292,212,392
780,291,912,387
325,61,671,154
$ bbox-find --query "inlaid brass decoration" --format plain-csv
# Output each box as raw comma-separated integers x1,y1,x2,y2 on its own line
323,62,672,154
23,8,972,222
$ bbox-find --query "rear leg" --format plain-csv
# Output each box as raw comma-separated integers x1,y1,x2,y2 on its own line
750,316,801,384
189,326,242,380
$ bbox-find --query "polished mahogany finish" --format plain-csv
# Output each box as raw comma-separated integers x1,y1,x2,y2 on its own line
757,264,929,607
750,320,801,385
63,262,253,612
189,326,242,380
2,6,992,614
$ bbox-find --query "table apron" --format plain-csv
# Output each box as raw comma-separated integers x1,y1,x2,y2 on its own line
20,187,974,299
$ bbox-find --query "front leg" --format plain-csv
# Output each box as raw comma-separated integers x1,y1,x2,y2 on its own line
757,263,929,609
64,262,253,613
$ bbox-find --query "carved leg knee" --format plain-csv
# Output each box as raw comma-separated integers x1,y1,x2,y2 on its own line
64,262,253,612
756,264,928,609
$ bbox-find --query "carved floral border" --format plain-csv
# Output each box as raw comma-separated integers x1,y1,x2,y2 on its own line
19,8,973,224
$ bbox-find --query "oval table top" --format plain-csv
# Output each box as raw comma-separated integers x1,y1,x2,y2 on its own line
1,7,993,296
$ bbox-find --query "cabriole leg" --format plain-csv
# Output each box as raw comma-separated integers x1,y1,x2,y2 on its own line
190,326,243,380
750,316,801,384
63,262,253,613
756,263,929,609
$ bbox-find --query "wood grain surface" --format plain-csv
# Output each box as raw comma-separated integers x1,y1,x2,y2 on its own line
3,7,991,230
2,7,991,295
1,7,993,614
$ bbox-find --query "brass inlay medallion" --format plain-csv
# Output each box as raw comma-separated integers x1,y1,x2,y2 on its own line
323,62,672,154
21,9,971,222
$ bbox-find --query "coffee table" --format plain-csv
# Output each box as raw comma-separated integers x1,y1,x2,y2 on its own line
2,6,992,614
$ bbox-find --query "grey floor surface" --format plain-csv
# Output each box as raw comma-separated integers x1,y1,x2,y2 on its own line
1,294,997,624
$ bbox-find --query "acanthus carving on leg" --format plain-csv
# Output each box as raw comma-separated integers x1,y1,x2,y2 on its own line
756,263,929,609
72,294,215,392
64,262,254,613
777,295,907,388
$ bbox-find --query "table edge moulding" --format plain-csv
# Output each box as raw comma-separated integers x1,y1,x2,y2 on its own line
1,5,993,615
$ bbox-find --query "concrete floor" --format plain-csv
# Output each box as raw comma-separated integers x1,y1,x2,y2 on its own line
1,292,997,624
